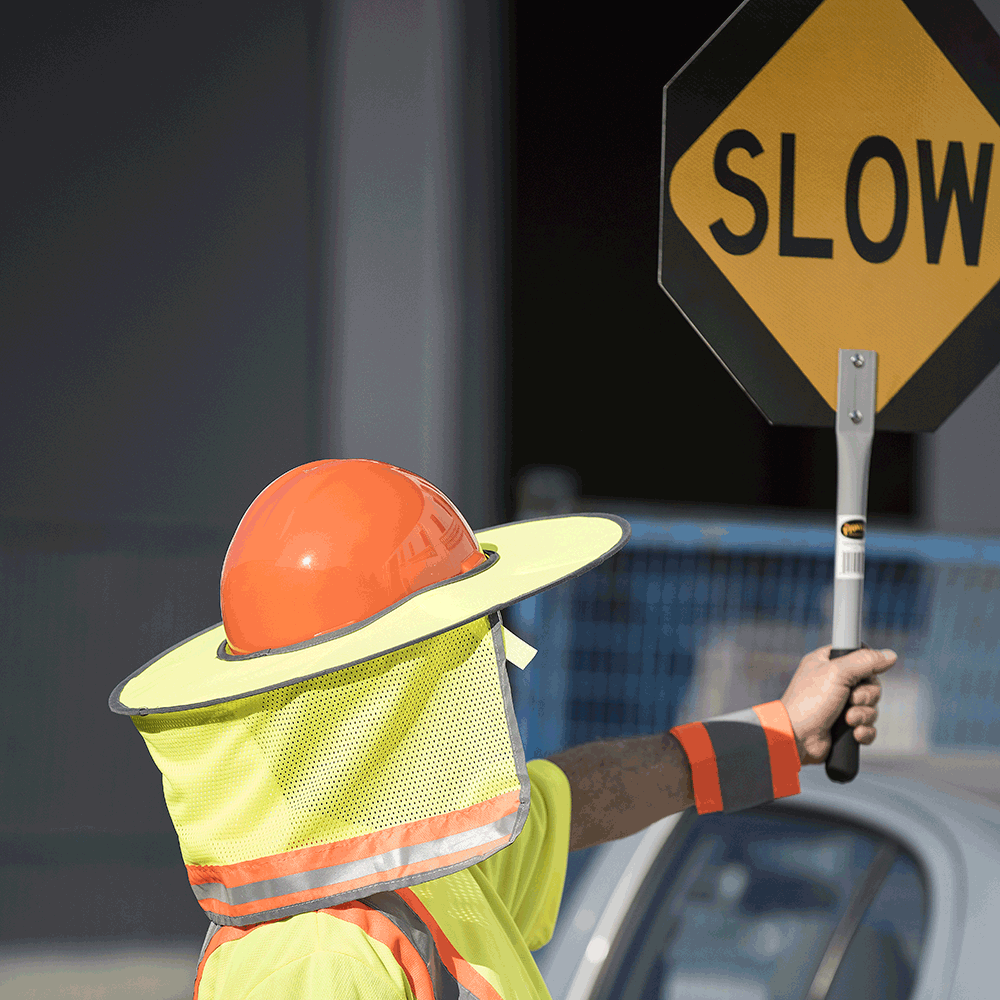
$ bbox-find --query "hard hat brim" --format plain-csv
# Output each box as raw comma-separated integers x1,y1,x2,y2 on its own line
109,513,630,715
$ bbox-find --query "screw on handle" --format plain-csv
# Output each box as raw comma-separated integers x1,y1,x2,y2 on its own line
825,647,865,783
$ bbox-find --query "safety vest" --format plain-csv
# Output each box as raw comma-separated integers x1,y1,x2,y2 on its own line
194,886,502,1000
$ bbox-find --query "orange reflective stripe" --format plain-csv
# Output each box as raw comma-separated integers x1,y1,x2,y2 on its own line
752,700,801,798
669,721,724,814
397,888,504,1000
319,901,436,1000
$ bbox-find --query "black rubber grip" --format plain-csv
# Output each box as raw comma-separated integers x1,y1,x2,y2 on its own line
825,646,866,783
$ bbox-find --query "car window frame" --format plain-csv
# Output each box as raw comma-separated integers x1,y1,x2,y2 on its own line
585,802,927,1000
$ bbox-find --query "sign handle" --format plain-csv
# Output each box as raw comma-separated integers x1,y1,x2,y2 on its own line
826,349,878,784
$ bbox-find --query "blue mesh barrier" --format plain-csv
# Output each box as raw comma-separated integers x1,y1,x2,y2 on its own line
507,516,995,760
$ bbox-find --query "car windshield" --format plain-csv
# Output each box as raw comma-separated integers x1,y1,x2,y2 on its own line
593,806,927,1000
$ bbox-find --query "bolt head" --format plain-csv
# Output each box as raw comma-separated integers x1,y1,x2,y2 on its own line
851,354,865,368
850,409,863,424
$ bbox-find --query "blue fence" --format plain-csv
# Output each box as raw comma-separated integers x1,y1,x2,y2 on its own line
507,516,1000,761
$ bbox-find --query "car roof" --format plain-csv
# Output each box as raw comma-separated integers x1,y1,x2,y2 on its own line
861,751,1000,810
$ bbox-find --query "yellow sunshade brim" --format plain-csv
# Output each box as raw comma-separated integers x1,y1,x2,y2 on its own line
111,513,629,715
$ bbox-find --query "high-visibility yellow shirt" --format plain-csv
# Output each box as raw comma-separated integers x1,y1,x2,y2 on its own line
196,758,572,1000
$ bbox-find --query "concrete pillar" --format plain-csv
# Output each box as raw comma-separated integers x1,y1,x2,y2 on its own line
320,0,505,529
917,363,1000,538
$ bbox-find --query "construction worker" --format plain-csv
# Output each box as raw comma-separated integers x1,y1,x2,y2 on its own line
109,459,895,1000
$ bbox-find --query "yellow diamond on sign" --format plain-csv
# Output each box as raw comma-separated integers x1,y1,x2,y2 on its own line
660,0,1000,431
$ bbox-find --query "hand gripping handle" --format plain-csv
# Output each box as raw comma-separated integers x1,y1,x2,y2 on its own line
825,645,867,783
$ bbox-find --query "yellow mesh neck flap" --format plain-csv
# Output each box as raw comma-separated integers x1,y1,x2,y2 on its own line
134,615,529,875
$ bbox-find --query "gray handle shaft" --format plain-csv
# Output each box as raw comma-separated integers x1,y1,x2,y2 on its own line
827,350,877,784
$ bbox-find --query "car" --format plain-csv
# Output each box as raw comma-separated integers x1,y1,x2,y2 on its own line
536,755,1000,1000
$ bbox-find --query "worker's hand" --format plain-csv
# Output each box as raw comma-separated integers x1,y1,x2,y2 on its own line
780,646,897,766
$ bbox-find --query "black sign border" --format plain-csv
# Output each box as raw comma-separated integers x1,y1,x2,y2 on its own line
660,0,1000,432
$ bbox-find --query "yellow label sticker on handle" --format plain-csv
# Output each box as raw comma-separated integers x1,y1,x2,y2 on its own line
836,516,866,580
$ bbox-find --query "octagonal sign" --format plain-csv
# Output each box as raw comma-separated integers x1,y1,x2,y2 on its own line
660,0,1000,430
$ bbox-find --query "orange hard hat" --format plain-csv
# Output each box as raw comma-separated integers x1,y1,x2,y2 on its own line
220,459,487,655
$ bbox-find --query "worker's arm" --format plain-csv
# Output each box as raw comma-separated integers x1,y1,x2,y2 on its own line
546,645,896,852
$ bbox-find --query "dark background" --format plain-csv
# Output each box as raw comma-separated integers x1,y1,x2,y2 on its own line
0,0,916,943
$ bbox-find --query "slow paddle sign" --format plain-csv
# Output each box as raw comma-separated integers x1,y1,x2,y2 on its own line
659,0,1000,431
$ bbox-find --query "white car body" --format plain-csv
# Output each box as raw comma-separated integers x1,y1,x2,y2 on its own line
539,756,1000,1000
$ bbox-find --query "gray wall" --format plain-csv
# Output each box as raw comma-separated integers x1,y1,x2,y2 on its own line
0,1,319,533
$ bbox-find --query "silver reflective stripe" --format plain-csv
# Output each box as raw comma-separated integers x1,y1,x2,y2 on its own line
190,809,518,908
198,920,220,967
700,706,775,813
361,891,478,999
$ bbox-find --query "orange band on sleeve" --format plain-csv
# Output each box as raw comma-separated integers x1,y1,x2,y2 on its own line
751,701,801,799
669,721,724,814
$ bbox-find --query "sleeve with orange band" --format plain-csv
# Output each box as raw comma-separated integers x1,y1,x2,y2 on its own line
669,701,801,814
